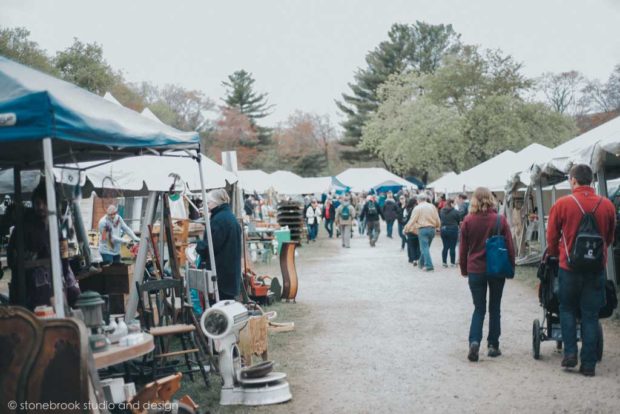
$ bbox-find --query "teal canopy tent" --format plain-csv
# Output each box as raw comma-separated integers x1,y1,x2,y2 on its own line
0,57,215,317
0,56,198,167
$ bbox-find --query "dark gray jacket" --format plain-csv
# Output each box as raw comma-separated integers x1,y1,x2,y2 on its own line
440,206,462,227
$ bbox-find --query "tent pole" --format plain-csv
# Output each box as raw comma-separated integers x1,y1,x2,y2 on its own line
124,191,158,321
42,138,65,317
12,166,26,306
535,179,546,254
159,193,165,274
596,168,617,285
197,153,219,302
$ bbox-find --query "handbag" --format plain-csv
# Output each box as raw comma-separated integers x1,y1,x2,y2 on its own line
486,214,514,278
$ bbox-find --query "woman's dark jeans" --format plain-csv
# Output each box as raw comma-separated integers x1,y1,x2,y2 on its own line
398,222,407,248
406,234,421,262
468,273,505,347
440,225,459,265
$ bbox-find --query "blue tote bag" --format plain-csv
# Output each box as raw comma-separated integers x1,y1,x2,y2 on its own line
486,215,514,278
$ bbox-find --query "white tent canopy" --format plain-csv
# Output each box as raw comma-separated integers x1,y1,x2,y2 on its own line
300,176,335,195
427,172,458,193
336,167,413,193
238,169,273,194
506,143,555,191
269,170,306,195
442,150,518,193
141,107,164,124
533,116,620,184
82,153,237,192
103,91,122,106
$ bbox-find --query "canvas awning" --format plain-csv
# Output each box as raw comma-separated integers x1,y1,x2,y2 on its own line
0,56,199,168
336,168,414,193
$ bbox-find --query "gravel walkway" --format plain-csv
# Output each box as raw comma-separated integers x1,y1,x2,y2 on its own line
247,225,620,414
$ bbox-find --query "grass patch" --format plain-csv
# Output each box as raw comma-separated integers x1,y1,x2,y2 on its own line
177,299,303,413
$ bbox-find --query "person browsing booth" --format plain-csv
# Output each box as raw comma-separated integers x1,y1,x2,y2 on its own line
546,164,616,377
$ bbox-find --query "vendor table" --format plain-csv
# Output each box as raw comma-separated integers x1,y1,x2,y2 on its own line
94,333,154,369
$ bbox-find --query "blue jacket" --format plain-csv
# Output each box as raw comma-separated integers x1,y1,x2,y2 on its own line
197,204,241,298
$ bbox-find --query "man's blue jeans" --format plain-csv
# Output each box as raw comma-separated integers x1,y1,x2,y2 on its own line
386,219,395,238
558,268,605,368
468,273,505,347
418,227,435,270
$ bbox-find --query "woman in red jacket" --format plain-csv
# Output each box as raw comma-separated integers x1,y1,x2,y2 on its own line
459,187,515,362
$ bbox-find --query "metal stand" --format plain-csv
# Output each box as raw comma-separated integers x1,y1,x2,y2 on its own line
535,179,546,254
124,192,158,321
42,138,65,317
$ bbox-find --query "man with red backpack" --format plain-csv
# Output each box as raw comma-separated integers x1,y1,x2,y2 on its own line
547,164,616,377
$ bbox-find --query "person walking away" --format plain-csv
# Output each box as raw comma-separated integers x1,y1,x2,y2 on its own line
98,204,139,265
382,192,398,239
546,164,615,376
405,194,440,271
323,198,336,238
360,196,383,247
196,189,242,301
440,199,462,267
335,196,356,248
397,195,408,250
403,198,421,265
459,187,515,362
305,199,322,242
356,197,366,235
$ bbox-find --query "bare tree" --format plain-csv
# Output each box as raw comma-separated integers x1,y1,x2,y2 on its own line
538,71,587,115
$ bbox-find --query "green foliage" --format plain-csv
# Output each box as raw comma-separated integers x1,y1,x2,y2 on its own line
54,38,118,95
222,69,273,121
337,22,461,161
361,48,576,180
0,27,57,75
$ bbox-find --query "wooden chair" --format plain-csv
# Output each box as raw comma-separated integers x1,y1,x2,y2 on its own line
0,306,105,414
137,279,209,389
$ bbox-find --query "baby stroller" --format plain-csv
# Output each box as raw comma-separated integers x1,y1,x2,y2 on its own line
533,253,618,359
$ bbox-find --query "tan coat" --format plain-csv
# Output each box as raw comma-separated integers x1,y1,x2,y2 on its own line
404,202,440,234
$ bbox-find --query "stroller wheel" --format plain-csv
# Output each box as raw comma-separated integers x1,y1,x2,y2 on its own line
532,319,541,360
597,321,604,362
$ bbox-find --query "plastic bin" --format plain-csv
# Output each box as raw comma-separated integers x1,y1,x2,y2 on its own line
274,229,291,255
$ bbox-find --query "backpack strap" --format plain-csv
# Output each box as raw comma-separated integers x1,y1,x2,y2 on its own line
569,194,603,215
495,214,501,236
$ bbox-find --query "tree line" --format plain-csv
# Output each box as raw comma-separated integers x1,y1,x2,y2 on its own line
338,22,620,180
2,25,619,181
0,27,340,176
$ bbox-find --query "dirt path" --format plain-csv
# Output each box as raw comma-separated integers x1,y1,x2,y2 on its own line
238,225,620,414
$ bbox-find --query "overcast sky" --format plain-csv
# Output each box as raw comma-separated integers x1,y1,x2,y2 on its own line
2,0,620,126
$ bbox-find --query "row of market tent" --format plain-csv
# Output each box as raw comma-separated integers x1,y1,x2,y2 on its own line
427,113,620,280
428,114,620,199
0,56,421,317
238,167,417,196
